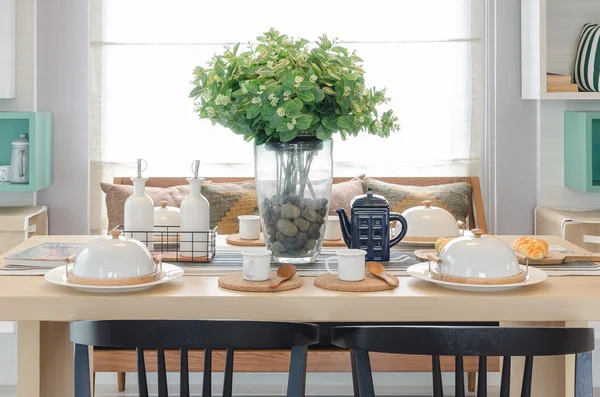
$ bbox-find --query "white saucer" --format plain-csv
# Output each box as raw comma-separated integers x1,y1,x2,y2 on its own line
406,263,547,292
44,263,184,293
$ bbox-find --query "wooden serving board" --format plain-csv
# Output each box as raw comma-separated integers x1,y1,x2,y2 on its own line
226,233,347,248
414,249,600,265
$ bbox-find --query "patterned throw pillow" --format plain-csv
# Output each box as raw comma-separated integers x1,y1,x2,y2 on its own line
574,24,600,92
364,178,472,222
329,176,365,215
101,181,259,234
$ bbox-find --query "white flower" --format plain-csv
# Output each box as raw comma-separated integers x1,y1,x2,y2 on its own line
206,107,216,117
277,107,285,117
241,84,248,94
214,94,230,106
251,97,262,104
267,60,274,68
257,85,266,95
270,98,279,107
343,86,351,97
202,92,212,101
291,118,297,125
375,120,383,129
287,122,294,130
294,76,304,87
283,90,292,100
268,93,276,101
358,116,364,123
309,75,318,83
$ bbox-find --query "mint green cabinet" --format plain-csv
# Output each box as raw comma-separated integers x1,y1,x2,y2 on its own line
565,112,600,192
0,112,52,192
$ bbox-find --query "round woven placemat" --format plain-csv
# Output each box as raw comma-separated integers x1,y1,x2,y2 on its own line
314,272,399,292
218,272,302,292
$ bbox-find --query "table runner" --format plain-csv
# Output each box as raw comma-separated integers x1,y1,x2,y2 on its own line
2,248,600,277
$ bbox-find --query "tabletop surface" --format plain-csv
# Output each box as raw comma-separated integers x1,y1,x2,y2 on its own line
1,235,599,323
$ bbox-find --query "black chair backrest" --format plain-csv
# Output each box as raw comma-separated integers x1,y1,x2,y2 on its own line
71,320,320,397
331,326,595,397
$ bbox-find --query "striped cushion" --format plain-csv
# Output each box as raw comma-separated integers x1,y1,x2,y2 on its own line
574,23,600,92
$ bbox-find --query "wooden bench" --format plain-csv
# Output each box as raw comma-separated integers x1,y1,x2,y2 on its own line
100,176,493,392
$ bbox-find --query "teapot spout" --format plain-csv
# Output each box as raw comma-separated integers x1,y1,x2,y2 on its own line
335,208,352,248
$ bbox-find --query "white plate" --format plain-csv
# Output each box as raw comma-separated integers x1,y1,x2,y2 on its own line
44,263,184,293
406,263,547,292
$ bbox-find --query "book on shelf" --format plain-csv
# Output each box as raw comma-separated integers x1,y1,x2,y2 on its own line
3,242,85,268
546,73,579,92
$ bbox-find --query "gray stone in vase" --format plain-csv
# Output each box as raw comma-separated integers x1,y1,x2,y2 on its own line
284,236,303,251
314,198,328,210
280,203,301,220
293,217,310,232
283,194,302,208
296,232,308,246
307,223,321,240
302,207,317,223
262,197,271,210
315,213,325,225
276,231,286,243
277,219,298,237
317,207,328,217
270,194,280,206
265,224,276,237
304,239,317,251
267,235,277,244
271,241,286,253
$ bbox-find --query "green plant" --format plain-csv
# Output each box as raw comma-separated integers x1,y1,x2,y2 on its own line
190,29,399,144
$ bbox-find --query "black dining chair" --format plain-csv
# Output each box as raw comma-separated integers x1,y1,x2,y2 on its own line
70,320,319,397
331,326,594,397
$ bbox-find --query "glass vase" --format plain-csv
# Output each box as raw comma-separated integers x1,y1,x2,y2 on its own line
255,138,333,264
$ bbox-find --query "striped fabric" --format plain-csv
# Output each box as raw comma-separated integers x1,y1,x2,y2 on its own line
574,23,600,92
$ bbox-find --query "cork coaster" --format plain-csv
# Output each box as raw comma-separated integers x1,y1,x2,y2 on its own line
226,233,347,248
218,272,303,292
314,272,399,292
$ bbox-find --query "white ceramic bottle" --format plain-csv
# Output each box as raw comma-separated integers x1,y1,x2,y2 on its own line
124,159,154,250
180,160,210,258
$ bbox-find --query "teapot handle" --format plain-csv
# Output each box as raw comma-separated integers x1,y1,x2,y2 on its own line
389,213,407,247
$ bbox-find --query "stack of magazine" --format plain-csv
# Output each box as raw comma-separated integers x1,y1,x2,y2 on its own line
2,243,84,273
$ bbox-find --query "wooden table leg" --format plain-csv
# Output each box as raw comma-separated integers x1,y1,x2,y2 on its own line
17,321,74,397
501,321,588,397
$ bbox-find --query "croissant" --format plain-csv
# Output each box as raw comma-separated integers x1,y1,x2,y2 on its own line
512,237,549,260
435,237,456,254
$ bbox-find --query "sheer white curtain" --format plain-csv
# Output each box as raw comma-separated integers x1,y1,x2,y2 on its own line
90,0,484,233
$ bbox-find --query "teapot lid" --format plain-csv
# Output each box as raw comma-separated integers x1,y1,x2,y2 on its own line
351,188,389,208
11,134,29,145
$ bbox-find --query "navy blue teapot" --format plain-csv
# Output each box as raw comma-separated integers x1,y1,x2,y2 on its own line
335,188,408,261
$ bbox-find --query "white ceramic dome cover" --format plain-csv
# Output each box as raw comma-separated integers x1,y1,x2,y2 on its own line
154,201,181,227
402,200,460,238
71,230,157,279
436,229,521,279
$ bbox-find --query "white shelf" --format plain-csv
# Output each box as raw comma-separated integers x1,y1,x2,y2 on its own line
522,0,600,100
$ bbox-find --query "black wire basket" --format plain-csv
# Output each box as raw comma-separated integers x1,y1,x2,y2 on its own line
115,225,217,263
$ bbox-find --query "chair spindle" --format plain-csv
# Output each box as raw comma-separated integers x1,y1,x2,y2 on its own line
350,350,375,397
202,348,212,397
223,348,234,397
432,355,443,397
180,348,190,397
136,348,149,397
287,345,309,397
500,356,511,397
74,344,91,397
477,356,487,397
157,348,168,397
455,355,465,397
575,352,593,397
521,356,534,397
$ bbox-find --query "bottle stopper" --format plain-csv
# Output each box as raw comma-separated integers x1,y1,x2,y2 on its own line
136,158,147,178
191,160,201,179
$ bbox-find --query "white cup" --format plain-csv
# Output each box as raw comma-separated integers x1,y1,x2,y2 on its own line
324,215,342,241
242,249,272,281
0,166,10,182
325,249,367,282
239,215,262,240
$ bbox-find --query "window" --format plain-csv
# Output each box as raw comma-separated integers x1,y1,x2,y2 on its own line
90,0,484,233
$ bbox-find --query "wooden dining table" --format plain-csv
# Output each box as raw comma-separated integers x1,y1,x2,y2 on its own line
1,234,599,397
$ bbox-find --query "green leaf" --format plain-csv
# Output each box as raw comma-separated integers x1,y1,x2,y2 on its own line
270,113,284,127
296,90,315,103
297,81,313,90
279,130,297,142
345,73,361,81
189,86,202,98
316,129,333,140
312,88,325,102
295,115,312,130
284,98,303,113
322,87,335,96
336,115,354,130
233,42,240,55
246,104,261,119
321,117,337,130
245,83,259,94
277,122,291,132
